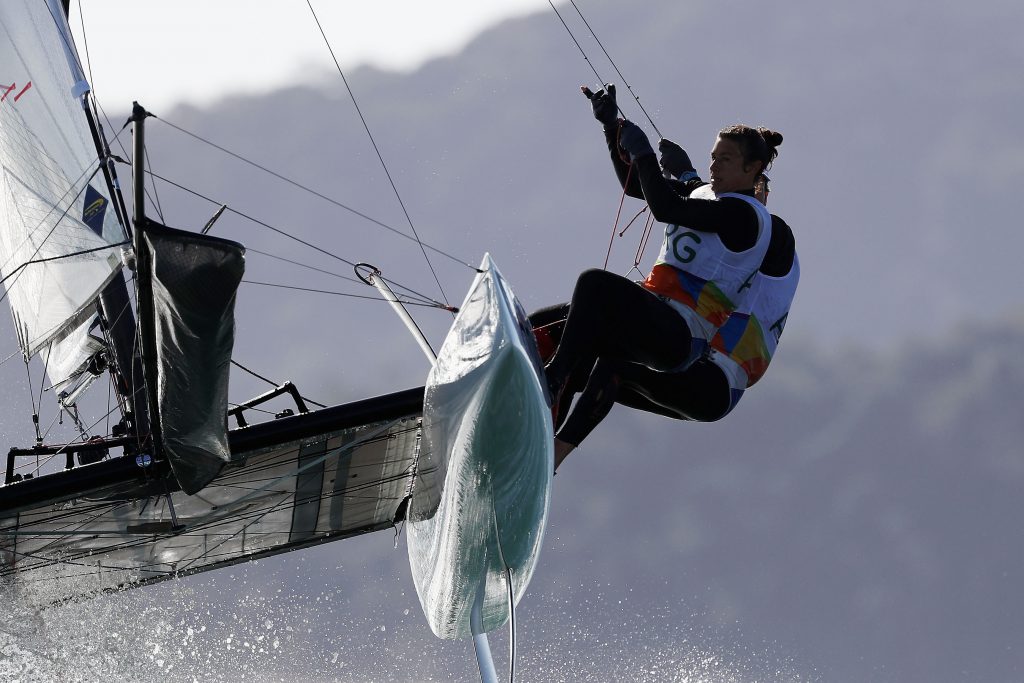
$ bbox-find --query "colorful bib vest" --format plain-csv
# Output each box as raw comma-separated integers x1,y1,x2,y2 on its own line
711,250,800,388
642,185,770,343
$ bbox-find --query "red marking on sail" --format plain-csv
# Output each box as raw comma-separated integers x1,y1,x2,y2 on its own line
13,82,32,101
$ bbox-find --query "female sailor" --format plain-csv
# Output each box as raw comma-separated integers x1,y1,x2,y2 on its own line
535,169,800,470
542,84,781,468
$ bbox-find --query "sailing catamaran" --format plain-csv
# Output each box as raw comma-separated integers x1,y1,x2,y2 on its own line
0,0,427,601
1,2,551,679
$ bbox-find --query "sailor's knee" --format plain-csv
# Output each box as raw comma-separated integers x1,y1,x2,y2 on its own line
576,267,605,285
575,267,619,296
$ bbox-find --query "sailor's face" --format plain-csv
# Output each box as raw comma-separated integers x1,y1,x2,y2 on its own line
709,137,758,194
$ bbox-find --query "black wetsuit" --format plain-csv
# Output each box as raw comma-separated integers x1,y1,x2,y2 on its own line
541,125,764,445
534,211,795,447
759,214,796,277
532,303,731,444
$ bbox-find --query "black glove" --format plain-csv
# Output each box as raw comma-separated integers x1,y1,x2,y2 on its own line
617,120,655,162
658,138,697,179
581,83,618,127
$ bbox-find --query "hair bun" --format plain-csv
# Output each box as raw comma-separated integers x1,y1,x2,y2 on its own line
759,128,783,149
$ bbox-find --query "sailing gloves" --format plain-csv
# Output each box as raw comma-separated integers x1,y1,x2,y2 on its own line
658,138,698,181
581,83,618,127
617,121,655,162
580,83,658,165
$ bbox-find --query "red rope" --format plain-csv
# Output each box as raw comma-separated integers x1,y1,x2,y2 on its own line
604,125,657,274
633,213,656,272
603,161,633,270
617,206,650,238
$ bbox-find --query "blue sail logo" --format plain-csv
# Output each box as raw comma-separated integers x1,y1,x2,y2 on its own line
82,184,107,236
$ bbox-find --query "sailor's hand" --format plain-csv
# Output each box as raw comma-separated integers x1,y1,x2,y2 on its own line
658,138,696,179
581,83,618,127
617,120,655,162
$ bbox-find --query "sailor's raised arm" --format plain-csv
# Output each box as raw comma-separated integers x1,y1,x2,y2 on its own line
582,84,643,199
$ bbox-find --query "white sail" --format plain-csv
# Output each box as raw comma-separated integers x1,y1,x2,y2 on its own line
0,0,126,383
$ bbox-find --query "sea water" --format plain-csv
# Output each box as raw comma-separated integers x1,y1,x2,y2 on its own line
0,552,816,683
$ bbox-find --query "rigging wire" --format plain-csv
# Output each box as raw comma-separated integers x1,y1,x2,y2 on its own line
245,247,364,285
0,163,104,292
36,410,65,452
0,348,21,367
108,276,146,450
566,0,662,138
305,0,454,311
0,240,130,291
616,205,651,238
241,280,444,308
22,360,40,443
624,212,656,280
142,143,166,223
603,161,634,269
548,1,662,272
226,402,277,418
227,361,328,411
546,0,608,91
245,247,436,306
89,88,477,316
69,2,135,240
153,118,473,271
143,169,450,309
228,362,276,387
36,340,53,430
10,397,126,473
547,0,662,137
74,1,93,90
106,365,113,438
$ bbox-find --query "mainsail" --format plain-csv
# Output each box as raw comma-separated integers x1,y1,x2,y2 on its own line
0,0,126,387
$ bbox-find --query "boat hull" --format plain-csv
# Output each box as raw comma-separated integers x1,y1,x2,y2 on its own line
0,389,423,605
408,254,553,639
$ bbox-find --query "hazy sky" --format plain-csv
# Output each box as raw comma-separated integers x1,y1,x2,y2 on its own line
68,0,550,112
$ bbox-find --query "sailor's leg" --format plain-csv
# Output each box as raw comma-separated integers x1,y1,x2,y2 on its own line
544,269,693,424
615,360,735,423
555,360,735,471
554,438,576,471
554,359,622,470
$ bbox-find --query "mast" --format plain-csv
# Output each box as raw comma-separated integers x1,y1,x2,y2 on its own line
62,2,149,445
126,101,156,450
128,101,246,493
